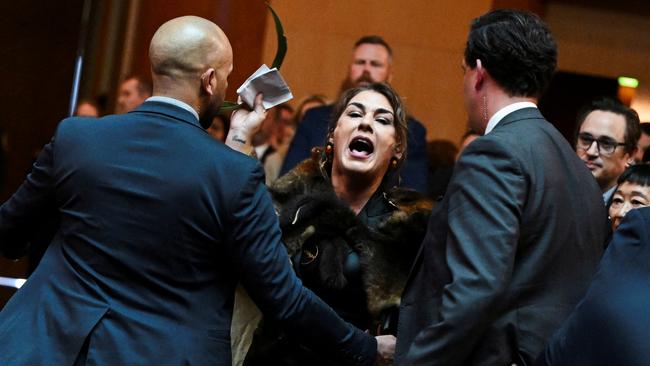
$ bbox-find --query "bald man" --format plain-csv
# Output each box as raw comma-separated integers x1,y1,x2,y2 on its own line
0,16,381,365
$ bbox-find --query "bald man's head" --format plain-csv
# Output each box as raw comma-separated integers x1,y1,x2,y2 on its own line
150,16,231,79
149,16,233,127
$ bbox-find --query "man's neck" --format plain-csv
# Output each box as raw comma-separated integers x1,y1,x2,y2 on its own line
478,85,537,134
151,77,201,115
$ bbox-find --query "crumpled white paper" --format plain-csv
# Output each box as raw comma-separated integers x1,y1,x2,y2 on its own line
236,64,293,109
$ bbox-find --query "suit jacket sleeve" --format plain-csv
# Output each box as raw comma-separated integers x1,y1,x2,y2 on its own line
537,208,650,366
0,135,57,259
225,164,377,366
405,137,526,365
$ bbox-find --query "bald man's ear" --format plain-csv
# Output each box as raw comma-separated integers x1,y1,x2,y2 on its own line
200,68,216,96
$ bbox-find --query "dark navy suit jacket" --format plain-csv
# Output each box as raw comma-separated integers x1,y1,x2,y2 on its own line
280,104,429,192
538,207,650,366
395,108,607,365
0,101,375,365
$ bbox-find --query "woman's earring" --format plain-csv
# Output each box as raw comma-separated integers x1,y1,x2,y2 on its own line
325,142,334,160
390,157,398,169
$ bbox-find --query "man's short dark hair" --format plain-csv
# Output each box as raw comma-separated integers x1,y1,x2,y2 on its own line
640,122,650,136
464,9,557,98
354,35,392,58
124,75,153,97
576,97,641,153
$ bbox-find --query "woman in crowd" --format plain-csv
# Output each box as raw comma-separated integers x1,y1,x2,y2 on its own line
609,163,650,232
242,83,432,365
207,114,230,142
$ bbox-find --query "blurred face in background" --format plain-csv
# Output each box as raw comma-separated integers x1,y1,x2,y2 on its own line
609,181,650,231
634,131,650,163
207,115,228,142
348,44,392,87
76,102,99,117
116,79,149,114
576,110,631,192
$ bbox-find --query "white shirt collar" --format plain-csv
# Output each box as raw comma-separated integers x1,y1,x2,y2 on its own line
146,96,199,122
484,102,538,135
603,185,616,205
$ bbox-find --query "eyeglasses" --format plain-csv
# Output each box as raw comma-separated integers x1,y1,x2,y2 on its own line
577,133,626,156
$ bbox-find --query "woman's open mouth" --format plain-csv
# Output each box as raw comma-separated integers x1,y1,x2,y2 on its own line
348,136,374,158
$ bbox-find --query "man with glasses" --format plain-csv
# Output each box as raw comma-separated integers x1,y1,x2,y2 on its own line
575,97,640,203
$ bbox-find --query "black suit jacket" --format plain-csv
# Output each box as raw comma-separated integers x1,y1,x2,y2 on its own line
280,104,429,193
0,101,375,365
538,207,650,366
395,107,607,365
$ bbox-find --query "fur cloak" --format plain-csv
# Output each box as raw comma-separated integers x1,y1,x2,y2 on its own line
270,154,433,325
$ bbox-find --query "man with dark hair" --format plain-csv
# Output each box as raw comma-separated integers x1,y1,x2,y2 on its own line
634,122,650,163
0,16,386,365
116,75,153,114
575,97,640,202
395,10,606,365
280,35,429,192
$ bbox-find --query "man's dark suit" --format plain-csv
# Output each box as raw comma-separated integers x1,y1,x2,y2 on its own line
280,104,429,192
538,207,650,366
395,107,607,365
0,101,375,365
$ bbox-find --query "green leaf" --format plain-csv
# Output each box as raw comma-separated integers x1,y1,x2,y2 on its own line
219,101,241,113
220,4,287,112
268,3,287,70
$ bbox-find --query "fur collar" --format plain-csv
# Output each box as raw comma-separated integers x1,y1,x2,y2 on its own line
271,155,433,317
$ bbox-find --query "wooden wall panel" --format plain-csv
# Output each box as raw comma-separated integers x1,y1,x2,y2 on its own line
546,1,650,121
492,0,547,15
0,0,84,307
127,0,268,102
260,0,492,143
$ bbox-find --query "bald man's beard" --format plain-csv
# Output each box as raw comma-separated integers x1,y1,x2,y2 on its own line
199,97,224,129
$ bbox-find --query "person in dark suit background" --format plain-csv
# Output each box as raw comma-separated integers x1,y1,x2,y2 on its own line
280,36,429,193
394,10,607,365
537,207,650,366
0,16,386,365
